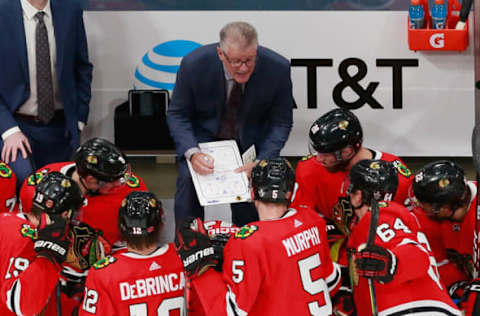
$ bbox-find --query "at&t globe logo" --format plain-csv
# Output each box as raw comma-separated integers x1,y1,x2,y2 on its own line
134,40,202,92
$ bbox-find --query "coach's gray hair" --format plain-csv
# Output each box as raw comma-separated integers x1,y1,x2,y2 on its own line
219,22,258,49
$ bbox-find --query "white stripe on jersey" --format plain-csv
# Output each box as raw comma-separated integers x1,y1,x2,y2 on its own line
379,299,462,316
6,279,24,316
326,262,341,293
226,285,247,316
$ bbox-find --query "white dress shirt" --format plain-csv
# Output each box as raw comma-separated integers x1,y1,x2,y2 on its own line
1,0,84,141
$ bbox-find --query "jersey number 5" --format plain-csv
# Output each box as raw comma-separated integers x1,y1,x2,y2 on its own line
298,253,332,315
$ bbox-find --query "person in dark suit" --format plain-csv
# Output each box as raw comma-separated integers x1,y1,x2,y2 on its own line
0,0,92,189
167,21,294,227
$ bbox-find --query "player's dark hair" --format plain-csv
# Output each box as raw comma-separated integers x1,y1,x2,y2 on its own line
120,225,163,250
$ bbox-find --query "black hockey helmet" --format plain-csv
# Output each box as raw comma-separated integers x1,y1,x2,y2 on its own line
309,108,363,153
412,160,468,208
118,191,163,237
348,159,398,205
33,171,84,216
73,138,128,183
251,158,295,203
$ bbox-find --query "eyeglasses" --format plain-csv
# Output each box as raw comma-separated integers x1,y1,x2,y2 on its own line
222,50,256,68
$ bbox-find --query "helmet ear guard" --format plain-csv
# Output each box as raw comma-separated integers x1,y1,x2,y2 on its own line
251,158,295,203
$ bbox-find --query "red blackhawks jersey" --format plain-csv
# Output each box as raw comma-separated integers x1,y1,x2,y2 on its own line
0,161,17,213
192,208,341,315
411,181,478,288
19,161,147,246
291,150,412,222
79,243,185,316
0,213,62,316
348,201,461,316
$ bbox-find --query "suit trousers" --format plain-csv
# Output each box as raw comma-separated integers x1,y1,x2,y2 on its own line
174,158,259,228
0,115,76,191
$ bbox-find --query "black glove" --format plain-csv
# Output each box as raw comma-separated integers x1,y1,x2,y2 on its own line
446,248,473,279
332,288,355,316
34,216,70,267
59,266,87,298
355,244,397,283
448,280,470,301
458,279,480,315
175,217,218,278
210,233,231,272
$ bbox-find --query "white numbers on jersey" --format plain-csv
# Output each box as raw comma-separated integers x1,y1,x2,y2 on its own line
5,197,16,212
128,297,184,316
232,260,245,283
297,253,332,315
83,287,184,315
416,231,442,290
5,257,29,280
83,288,98,313
376,218,412,243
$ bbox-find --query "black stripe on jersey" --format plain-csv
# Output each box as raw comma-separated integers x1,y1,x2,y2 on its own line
387,306,459,316
228,296,240,316
474,294,480,316
327,266,341,289
9,280,18,314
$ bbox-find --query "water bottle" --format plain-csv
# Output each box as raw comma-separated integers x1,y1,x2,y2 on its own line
409,0,426,29
431,0,447,29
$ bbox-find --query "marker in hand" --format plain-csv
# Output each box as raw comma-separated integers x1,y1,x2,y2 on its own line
191,153,214,175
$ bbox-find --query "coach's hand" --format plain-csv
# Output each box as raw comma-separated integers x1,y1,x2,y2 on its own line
2,131,31,163
191,153,214,175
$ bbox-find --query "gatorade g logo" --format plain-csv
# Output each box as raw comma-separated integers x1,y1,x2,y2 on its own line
430,33,445,48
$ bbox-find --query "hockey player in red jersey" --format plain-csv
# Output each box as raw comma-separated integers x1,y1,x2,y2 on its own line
0,161,17,212
79,191,186,316
347,159,461,316
18,137,147,314
0,172,83,316
19,137,147,246
411,160,477,289
176,158,341,315
291,108,412,237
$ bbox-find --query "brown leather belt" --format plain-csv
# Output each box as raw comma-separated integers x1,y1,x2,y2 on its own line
14,110,65,123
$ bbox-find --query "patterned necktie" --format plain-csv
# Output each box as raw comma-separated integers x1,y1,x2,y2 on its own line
217,81,243,140
35,11,55,124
